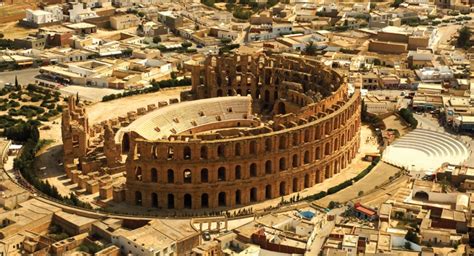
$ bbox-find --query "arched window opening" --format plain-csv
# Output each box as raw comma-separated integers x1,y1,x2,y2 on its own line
250,163,257,177
167,194,174,209
218,167,226,181
201,169,208,183
183,146,191,160
201,193,209,208
184,194,192,209
167,169,174,183
200,146,208,159
218,192,226,207
135,167,142,181
235,165,241,180
250,188,257,202
151,193,158,208
265,160,272,174
151,168,158,182
183,169,192,183
292,154,298,168
135,191,142,206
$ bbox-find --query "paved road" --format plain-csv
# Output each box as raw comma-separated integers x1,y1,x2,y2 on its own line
316,162,401,207
0,68,40,86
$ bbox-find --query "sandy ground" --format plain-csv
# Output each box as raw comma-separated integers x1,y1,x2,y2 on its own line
0,22,36,40
383,114,410,136
59,86,124,103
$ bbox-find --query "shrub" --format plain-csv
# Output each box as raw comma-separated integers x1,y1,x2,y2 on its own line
398,108,418,128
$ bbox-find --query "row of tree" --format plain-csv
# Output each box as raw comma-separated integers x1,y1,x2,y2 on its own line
102,77,191,102
7,122,92,209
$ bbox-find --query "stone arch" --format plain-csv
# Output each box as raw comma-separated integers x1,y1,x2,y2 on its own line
183,146,191,160
151,192,158,208
200,146,208,159
122,133,130,153
304,151,310,164
218,167,226,181
135,167,142,181
304,174,310,188
217,145,225,158
279,157,287,171
325,143,331,156
265,138,272,152
235,165,242,179
325,165,330,179
265,160,272,174
235,190,241,205
304,129,310,142
279,181,287,196
292,178,298,192
201,168,209,183
277,102,286,114
249,140,257,154
250,187,258,202
292,154,298,168
201,193,209,208
250,163,257,177
167,194,174,209
218,192,226,207
235,143,241,156
264,89,270,102
315,147,321,160
265,185,272,199
183,169,192,183
292,133,299,146
151,168,158,182
167,169,174,183
414,191,429,201
279,135,287,150
135,191,142,206
167,146,174,160
184,194,192,209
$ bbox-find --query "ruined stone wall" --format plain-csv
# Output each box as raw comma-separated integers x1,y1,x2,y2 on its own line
123,53,362,210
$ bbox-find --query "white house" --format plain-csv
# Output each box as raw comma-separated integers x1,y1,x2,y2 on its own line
25,9,54,25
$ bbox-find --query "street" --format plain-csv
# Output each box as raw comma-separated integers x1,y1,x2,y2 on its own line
0,68,40,87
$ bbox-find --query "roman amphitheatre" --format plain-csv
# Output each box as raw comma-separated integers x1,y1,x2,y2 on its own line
39,52,366,214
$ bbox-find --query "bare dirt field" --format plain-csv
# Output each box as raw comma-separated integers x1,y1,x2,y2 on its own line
0,22,36,39
383,114,410,136
59,86,124,103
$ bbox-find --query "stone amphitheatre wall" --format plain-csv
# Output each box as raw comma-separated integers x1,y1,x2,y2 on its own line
123,53,362,210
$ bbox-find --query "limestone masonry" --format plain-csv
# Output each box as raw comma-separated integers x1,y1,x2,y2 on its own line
62,53,361,210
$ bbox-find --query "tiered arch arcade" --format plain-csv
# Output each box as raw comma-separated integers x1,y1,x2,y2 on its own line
123,53,361,210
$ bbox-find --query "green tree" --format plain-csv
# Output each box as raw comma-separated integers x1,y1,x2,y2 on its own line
220,37,232,44
181,42,192,48
391,0,403,7
303,41,317,56
14,75,20,90
457,26,471,49
405,230,419,244
153,36,161,44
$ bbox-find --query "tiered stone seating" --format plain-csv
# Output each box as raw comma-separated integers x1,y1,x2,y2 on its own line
118,96,253,141
382,129,470,174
